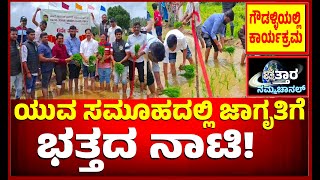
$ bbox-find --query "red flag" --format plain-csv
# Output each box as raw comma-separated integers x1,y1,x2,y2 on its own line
62,2,69,10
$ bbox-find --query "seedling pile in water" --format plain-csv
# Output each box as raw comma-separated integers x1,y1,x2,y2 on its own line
88,55,96,73
71,53,82,66
162,86,181,98
223,46,235,56
180,65,195,87
174,22,183,29
115,63,125,75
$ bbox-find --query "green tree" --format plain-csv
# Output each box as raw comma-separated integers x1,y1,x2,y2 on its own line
107,6,131,30
130,17,147,27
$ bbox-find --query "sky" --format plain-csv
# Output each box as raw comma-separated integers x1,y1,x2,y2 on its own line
10,2,147,29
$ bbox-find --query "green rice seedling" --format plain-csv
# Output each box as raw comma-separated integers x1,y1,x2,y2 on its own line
115,63,125,75
88,55,96,73
162,86,181,98
225,74,229,90
71,53,82,66
180,65,195,87
98,46,105,56
223,46,235,56
174,22,183,29
230,63,237,78
134,44,141,55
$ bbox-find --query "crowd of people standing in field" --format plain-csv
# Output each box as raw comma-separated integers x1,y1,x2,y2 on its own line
10,2,245,100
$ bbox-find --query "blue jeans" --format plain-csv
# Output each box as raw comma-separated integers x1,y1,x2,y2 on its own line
98,68,111,84
10,73,23,99
168,45,192,63
82,64,95,78
26,75,37,93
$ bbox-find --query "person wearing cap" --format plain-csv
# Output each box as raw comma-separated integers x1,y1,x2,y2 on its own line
136,32,165,97
107,17,122,44
222,2,237,39
65,25,81,92
16,16,28,44
127,22,147,98
112,28,130,98
201,10,234,63
163,29,194,85
21,28,38,99
91,13,110,35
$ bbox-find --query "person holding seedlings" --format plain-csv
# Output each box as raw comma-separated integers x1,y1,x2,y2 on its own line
52,33,71,96
65,25,81,92
21,28,38,99
127,22,147,98
80,28,99,91
163,29,194,84
238,24,246,65
107,17,122,44
97,33,113,91
181,2,205,49
10,27,23,99
201,10,234,62
138,30,165,97
112,28,130,98
38,32,59,98
152,3,163,43
222,2,237,39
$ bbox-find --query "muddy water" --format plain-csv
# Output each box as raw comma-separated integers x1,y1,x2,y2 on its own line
155,28,246,98
11,73,147,99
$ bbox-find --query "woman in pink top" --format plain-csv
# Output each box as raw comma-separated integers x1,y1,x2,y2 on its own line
97,33,113,91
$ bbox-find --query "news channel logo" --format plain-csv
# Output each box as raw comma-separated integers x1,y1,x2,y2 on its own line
248,60,306,94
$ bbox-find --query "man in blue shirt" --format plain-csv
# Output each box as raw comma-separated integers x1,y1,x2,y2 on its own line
201,10,234,63
38,32,59,98
65,25,81,92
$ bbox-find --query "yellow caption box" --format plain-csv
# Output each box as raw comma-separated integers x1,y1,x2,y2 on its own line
246,4,306,53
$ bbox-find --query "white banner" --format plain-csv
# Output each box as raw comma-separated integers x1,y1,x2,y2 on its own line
40,9,91,47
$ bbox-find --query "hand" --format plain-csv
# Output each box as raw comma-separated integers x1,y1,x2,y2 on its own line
91,13,95,19
84,58,89,64
65,57,72,63
97,54,102,60
36,7,41,12
51,56,59,62
26,72,31,79
182,20,187,25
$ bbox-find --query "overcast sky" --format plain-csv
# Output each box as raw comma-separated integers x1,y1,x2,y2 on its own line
10,2,147,29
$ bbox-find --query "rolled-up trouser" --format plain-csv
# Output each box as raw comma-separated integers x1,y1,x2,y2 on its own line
54,64,67,87
10,73,23,99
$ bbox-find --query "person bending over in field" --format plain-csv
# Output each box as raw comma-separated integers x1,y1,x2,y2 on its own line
201,10,234,63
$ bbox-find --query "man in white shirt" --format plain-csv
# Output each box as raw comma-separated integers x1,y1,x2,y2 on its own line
34,21,47,46
107,18,122,44
163,29,194,84
182,2,205,48
80,28,98,91
127,22,147,98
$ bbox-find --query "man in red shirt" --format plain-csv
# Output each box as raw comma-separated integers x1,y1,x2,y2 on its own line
152,3,163,43
52,33,71,96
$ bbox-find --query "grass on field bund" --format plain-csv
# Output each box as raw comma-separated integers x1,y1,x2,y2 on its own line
147,2,245,38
